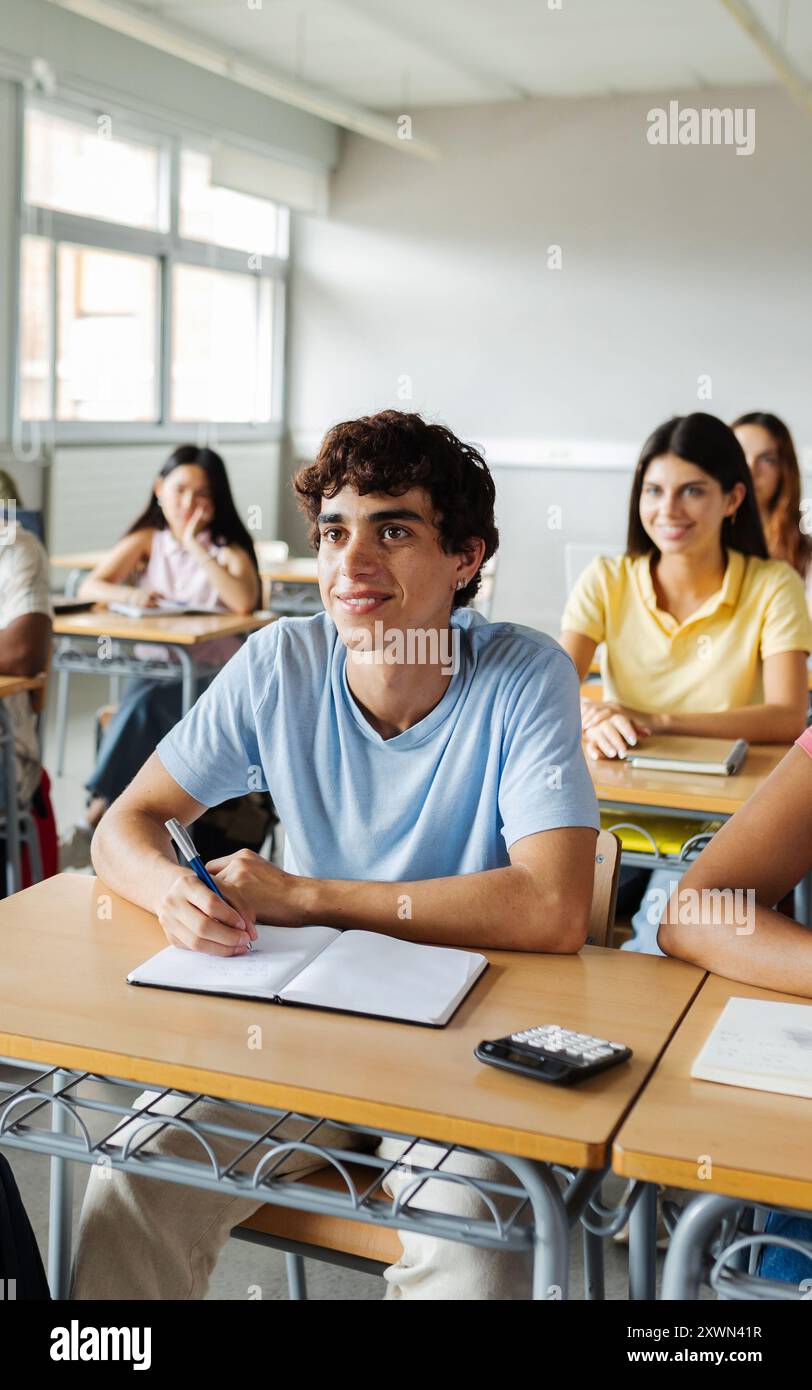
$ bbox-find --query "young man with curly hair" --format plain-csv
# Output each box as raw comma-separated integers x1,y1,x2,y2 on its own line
73,410,599,1301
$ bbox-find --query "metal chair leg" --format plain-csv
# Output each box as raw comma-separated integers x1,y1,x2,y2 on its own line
21,810,43,884
285,1252,308,1300
55,666,71,777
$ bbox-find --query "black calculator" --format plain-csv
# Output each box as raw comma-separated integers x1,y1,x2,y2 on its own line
475,1024,632,1086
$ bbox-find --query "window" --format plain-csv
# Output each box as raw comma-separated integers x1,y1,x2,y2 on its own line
18,235,52,422
172,266,272,423
179,150,280,257
25,106,165,232
57,246,159,422
17,98,288,435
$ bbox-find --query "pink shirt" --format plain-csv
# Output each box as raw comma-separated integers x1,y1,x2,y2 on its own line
796,726,812,759
137,527,243,667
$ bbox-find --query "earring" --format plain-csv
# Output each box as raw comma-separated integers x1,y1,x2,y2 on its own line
456,579,465,590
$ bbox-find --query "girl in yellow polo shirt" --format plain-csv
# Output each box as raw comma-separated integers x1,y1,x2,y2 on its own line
560,411,811,953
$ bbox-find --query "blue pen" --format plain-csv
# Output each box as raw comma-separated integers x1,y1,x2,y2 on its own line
165,818,253,951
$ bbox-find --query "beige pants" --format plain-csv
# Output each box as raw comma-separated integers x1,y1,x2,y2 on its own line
70,1091,532,1300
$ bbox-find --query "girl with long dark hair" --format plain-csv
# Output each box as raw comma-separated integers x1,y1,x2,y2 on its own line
732,411,812,614
59,446,260,868
560,412,811,952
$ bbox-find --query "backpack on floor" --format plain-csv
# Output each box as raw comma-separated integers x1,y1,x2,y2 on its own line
0,1152,50,1299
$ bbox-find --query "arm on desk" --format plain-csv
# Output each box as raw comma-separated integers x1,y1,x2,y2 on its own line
91,753,258,956
182,538,260,614
0,612,50,677
651,650,808,745
77,530,159,607
658,745,812,997
565,648,808,758
205,826,597,953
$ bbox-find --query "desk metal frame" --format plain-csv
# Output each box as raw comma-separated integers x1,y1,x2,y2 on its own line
599,799,812,929
660,1191,812,1300
0,1059,656,1302
52,637,200,777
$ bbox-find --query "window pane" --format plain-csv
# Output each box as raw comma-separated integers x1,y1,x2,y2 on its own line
19,235,52,421
25,107,164,231
171,264,273,423
56,245,159,422
179,149,279,256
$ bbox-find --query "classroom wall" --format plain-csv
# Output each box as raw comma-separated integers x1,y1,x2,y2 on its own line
286,84,812,631
46,443,281,559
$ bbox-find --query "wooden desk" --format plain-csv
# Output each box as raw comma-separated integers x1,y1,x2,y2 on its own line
50,608,273,776
613,973,812,1298
590,741,789,818
0,673,47,894
261,557,321,617
0,875,704,1298
0,875,704,1166
0,674,47,701
614,973,812,1208
260,558,319,583
591,742,809,928
52,607,272,647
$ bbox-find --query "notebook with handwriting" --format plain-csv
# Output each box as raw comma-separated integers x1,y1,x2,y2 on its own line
690,996,812,1099
127,925,488,1027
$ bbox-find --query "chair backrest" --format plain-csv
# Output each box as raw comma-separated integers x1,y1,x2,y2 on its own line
254,540,289,566
587,829,621,948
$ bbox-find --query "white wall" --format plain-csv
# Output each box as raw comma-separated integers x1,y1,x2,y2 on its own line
47,442,281,559
287,84,812,630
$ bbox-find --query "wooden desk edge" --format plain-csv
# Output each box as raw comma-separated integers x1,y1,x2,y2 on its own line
612,1139,812,1212
0,1031,608,1167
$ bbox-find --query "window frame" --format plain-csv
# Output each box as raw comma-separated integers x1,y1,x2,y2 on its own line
13,89,288,445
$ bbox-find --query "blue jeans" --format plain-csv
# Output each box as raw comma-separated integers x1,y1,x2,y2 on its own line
758,1211,812,1284
86,673,213,805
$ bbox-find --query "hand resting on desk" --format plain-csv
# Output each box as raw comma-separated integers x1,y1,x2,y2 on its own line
581,699,654,760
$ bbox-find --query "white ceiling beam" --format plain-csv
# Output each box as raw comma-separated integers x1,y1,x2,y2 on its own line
43,0,442,158
331,0,531,103
717,0,812,116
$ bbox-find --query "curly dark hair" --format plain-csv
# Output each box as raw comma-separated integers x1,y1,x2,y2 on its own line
293,410,499,608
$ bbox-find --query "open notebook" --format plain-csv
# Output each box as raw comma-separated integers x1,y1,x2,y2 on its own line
625,736,748,776
127,925,488,1027
691,996,812,1099
108,600,223,618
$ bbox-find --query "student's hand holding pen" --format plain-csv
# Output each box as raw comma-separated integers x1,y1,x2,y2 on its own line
157,869,259,956
204,849,307,929
160,820,259,955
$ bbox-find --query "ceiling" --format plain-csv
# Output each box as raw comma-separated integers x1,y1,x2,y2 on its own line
117,0,812,109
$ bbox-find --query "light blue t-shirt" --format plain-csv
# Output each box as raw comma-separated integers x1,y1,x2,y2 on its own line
157,609,599,882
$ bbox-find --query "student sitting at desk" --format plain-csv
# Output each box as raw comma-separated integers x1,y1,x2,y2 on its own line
58,446,260,871
732,411,812,617
0,472,51,808
659,730,812,1284
71,409,599,1302
559,412,810,954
